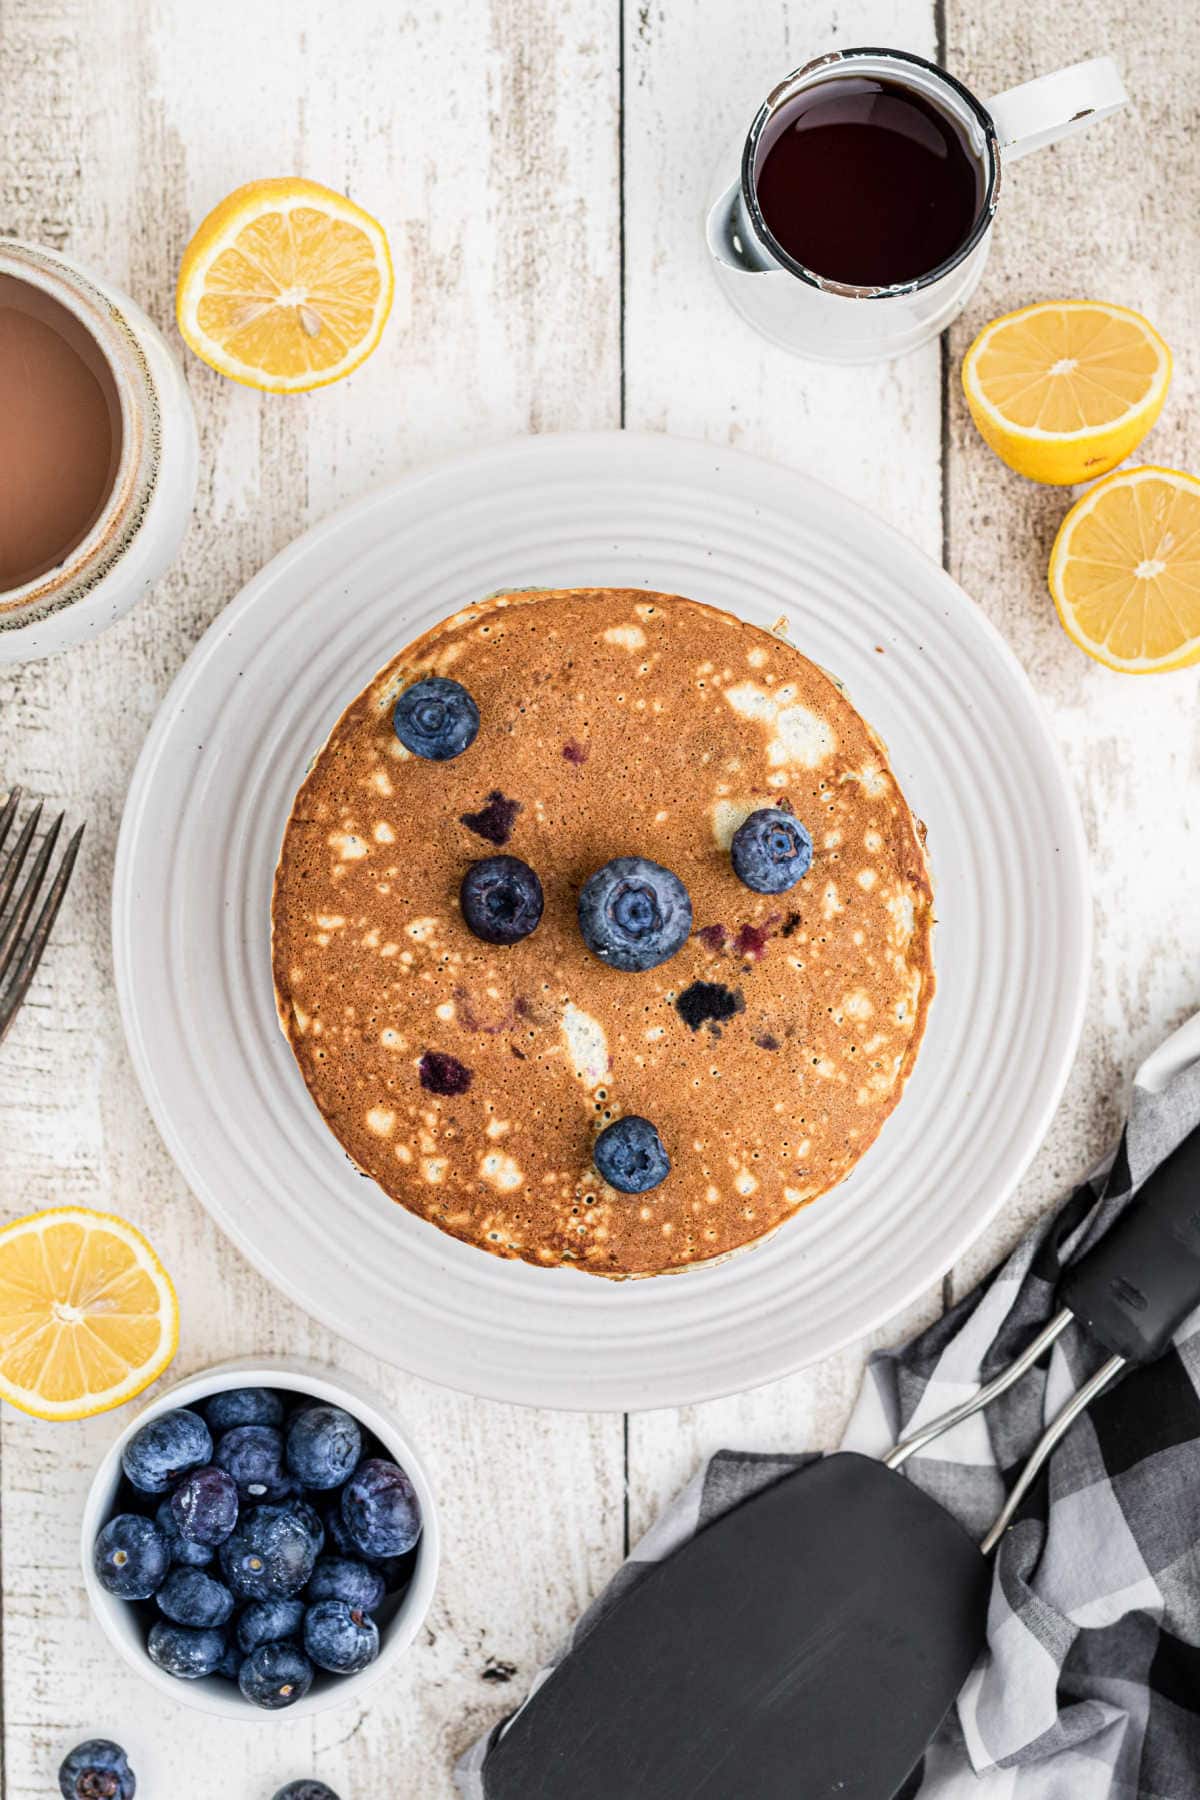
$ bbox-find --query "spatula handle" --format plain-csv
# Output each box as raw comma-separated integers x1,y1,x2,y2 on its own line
1062,1126,1200,1363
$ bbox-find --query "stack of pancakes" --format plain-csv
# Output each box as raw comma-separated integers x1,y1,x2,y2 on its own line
271,588,934,1278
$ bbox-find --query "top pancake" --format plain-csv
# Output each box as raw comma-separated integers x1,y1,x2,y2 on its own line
271,588,934,1278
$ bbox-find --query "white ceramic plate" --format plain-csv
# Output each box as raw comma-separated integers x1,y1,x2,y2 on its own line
114,433,1090,1412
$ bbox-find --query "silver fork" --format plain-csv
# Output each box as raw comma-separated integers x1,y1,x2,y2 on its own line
0,786,85,1047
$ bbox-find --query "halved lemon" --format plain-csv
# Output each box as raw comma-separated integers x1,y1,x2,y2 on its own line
176,177,393,392
0,1208,178,1420
962,301,1171,485
1049,466,1200,673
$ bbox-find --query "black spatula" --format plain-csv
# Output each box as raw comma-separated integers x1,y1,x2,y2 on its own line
484,1124,1200,1800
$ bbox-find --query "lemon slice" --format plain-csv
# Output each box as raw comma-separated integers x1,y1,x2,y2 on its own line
962,302,1171,485
1048,465,1200,673
0,1208,178,1420
176,177,393,393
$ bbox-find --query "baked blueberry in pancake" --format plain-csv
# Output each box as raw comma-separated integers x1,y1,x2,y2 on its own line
271,588,934,1278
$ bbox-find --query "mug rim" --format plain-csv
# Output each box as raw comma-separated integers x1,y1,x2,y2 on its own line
0,240,157,618
739,46,1002,300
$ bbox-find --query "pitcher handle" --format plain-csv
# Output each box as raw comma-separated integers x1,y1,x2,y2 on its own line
987,55,1127,163
705,178,777,274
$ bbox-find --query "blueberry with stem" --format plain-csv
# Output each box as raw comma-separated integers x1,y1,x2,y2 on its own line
239,1640,314,1710
303,1597,380,1674
93,1515,169,1600
57,1740,136,1800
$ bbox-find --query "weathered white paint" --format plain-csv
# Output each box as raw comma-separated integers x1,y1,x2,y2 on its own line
2,0,1197,1795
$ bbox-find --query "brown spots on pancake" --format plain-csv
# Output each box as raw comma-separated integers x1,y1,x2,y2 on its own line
460,791,521,845
755,1033,780,1051
419,1050,473,1095
780,912,802,937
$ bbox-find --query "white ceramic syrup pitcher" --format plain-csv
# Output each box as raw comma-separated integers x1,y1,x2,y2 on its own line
706,49,1128,364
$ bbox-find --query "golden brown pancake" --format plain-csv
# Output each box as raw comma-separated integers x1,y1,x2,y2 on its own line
271,588,934,1277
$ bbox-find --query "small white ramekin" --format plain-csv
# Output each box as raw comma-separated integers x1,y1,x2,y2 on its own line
81,1356,439,1719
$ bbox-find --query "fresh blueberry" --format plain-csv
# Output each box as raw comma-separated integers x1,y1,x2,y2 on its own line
203,1386,283,1431
219,1504,319,1599
459,855,544,946
282,1494,326,1558
341,1458,422,1558
307,1556,386,1614
146,1620,227,1680
593,1115,671,1193
237,1596,307,1655
155,1567,235,1629
286,1405,362,1491
121,1408,212,1495
57,1739,136,1800
216,1641,243,1681
154,1497,213,1568
303,1598,380,1675
215,1424,291,1502
730,807,813,894
272,1785,341,1800
393,676,479,761
578,856,692,971
170,1465,239,1547
238,1640,314,1710
93,1514,169,1600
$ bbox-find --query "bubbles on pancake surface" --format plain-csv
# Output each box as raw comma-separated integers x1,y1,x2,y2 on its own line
393,676,479,760
460,855,544,944
577,856,692,971
731,807,813,894
593,1116,670,1193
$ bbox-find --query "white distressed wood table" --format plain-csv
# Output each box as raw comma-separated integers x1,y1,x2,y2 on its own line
2,2,1197,1795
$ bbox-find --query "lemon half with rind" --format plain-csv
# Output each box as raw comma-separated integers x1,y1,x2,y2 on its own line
1049,465,1200,673
0,1207,178,1420
963,301,1172,485
176,177,393,393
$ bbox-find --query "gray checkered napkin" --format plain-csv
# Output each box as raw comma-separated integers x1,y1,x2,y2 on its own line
457,1009,1200,1800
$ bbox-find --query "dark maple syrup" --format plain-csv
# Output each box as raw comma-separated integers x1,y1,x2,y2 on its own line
753,75,983,288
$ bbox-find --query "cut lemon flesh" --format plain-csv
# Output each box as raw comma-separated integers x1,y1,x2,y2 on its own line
0,1208,178,1420
1049,466,1200,673
177,178,393,392
962,302,1171,485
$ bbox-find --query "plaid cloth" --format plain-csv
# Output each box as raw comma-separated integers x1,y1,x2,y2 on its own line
456,1010,1200,1800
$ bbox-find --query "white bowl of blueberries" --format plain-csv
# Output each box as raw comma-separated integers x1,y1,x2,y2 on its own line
81,1358,439,1719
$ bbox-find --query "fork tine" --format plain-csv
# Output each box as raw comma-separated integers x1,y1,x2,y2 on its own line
0,811,63,982
0,786,23,861
0,823,84,1047
0,799,42,920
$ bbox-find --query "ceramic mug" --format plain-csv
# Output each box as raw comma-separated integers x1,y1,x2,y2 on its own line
706,49,1128,364
0,240,198,663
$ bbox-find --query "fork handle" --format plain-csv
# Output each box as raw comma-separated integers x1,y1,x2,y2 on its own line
1062,1125,1200,1363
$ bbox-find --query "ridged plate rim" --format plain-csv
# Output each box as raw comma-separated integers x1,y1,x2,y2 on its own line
113,431,1090,1410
